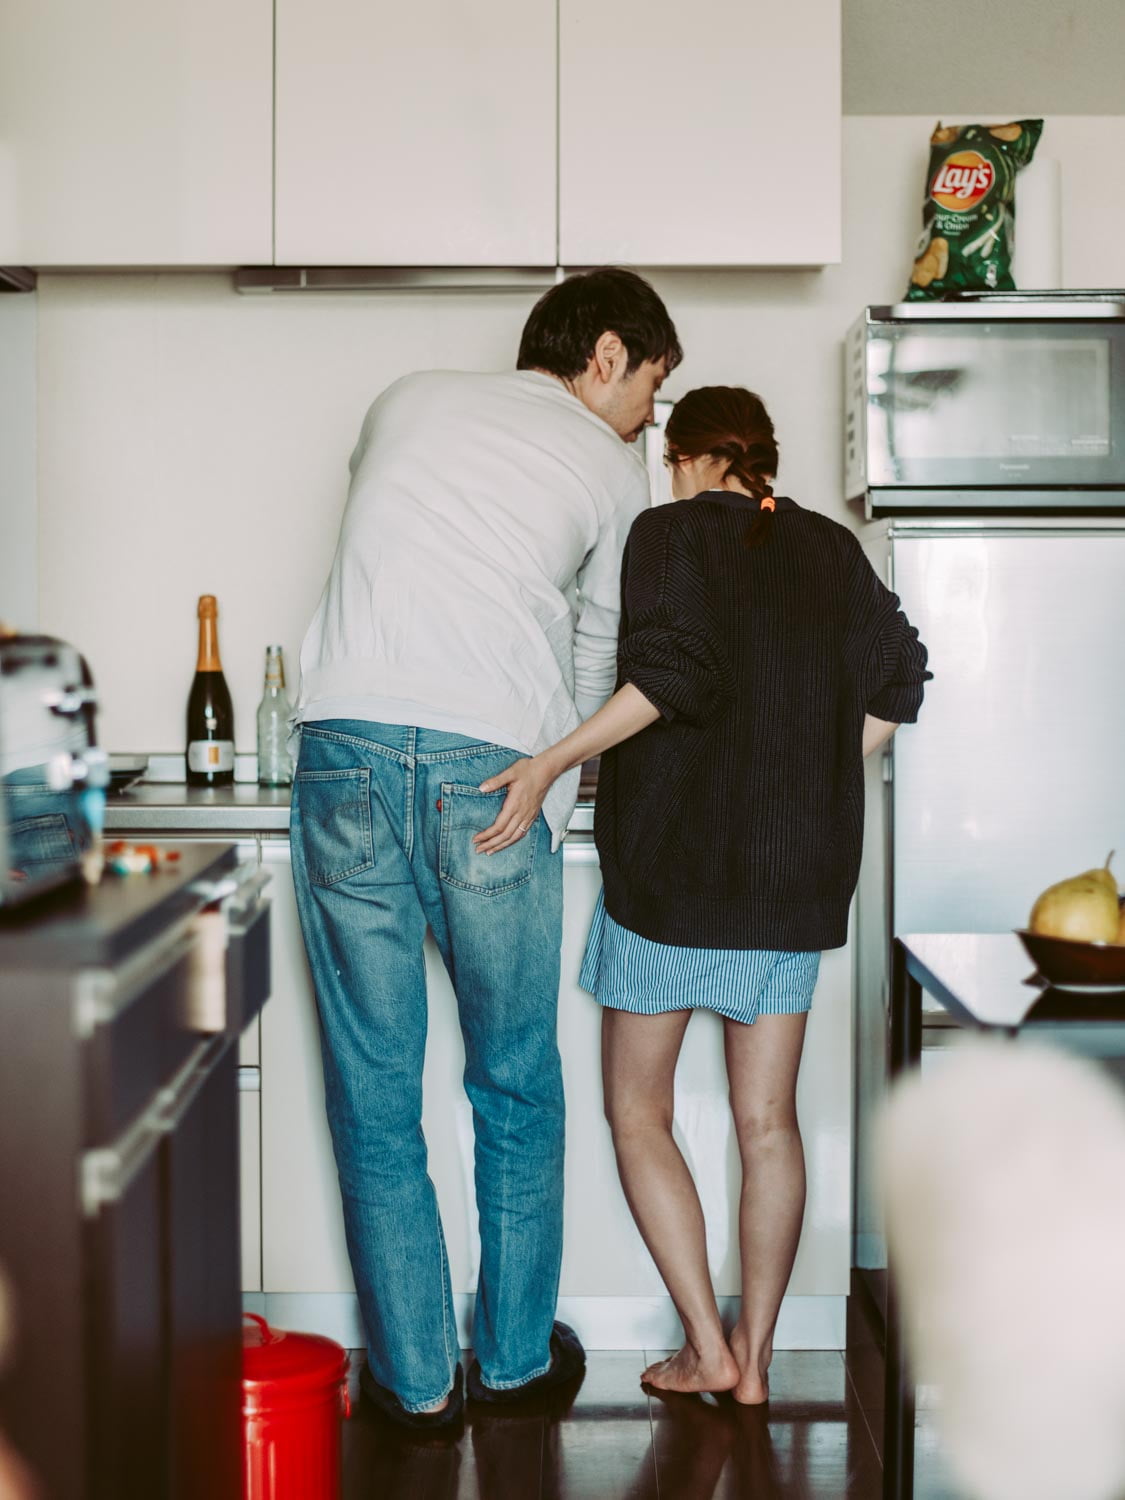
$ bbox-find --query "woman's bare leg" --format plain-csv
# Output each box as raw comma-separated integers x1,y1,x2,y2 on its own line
723,1012,809,1405
602,1008,740,1394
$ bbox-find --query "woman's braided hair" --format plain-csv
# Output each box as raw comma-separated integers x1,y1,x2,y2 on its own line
664,387,779,548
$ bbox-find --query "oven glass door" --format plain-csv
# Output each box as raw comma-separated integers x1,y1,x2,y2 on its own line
865,321,1125,488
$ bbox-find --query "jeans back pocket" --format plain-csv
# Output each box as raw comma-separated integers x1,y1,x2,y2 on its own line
293,768,375,887
9,812,78,867
438,784,537,897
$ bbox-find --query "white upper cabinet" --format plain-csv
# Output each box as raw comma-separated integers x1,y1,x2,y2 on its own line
559,0,841,267
275,1,557,267
0,0,841,268
0,0,273,266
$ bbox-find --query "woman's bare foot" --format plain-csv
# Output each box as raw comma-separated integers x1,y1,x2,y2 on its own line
641,1343,740,1395
729,1328,771,1405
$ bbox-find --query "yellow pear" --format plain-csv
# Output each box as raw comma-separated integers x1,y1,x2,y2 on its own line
1029,854,1119,943
1115,904,1125,947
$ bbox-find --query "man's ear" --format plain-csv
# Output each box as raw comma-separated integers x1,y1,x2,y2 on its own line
591,330,626,385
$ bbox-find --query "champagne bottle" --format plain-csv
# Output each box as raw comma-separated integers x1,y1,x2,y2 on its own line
186,595,235,787
256,645,293,787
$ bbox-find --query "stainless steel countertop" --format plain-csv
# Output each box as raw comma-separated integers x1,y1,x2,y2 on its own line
104,783,597,836
104,783,293,833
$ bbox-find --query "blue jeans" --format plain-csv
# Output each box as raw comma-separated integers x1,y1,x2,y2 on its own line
290,722,565,1412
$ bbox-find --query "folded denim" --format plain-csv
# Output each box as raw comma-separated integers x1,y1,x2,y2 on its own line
467,1322,586,1406
360,1360,464,1434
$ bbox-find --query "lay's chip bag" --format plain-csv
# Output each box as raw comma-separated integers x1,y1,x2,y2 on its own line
906,119,1043,300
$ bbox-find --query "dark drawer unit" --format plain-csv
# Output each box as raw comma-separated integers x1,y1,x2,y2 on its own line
84,926,201,1142
224,874,271,1041
0,843,269,1500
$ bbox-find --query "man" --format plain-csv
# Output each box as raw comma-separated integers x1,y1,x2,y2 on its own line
290,268,682,1431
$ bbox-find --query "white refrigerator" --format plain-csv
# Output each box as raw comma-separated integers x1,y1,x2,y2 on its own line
853,517,1125,1268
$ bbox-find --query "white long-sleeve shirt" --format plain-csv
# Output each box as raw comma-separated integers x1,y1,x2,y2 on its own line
294,369,652,846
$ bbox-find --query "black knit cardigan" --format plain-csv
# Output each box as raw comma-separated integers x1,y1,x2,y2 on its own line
594,492,931,951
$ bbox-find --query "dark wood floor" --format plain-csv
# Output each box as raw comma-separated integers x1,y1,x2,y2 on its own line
340,1282,964,1499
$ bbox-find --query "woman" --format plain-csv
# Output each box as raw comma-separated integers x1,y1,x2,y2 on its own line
473,386,930,1403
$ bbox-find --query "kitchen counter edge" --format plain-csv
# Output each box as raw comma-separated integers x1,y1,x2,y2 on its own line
104,784,596,836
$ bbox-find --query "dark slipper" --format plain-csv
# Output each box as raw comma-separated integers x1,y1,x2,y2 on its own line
359,1359,465,1435
467,1321,586,1406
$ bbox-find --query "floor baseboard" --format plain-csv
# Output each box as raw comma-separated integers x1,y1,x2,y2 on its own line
242,1292,847,1351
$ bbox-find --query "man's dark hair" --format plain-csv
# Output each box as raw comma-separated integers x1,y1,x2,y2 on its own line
517,267,683,380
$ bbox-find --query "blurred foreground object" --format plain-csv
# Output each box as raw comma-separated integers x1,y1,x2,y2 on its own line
0,1268,39,1500
878,1038,1125,1500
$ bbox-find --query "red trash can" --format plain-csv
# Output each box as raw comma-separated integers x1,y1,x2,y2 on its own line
242,1313,350,1500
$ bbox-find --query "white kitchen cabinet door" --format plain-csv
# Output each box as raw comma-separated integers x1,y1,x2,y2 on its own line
259,838,850,1343
559,0,841,267
274,0,557,266
0,0,273,266
258,840,483,1297
558,852,851,1307
259,842,353,1294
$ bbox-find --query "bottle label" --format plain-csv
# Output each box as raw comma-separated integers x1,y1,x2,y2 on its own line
188,741,235,773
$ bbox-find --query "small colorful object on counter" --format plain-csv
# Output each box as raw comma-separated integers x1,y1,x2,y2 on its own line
104,840,182,876
906,118,1043,300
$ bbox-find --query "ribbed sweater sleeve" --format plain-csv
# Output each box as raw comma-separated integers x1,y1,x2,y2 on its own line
844,538,932,724
617,507,734,725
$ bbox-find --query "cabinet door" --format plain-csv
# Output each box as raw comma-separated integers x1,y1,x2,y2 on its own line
164,1049,242,1500
275,0,557,266
259,843,353,1294
0,0,273,265
557,851,850,1303
88,1151,169,1498
259,843,486,1299
240,1079,263,1292
559,0,841,267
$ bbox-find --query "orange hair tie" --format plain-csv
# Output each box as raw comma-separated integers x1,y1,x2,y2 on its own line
760,496,776,512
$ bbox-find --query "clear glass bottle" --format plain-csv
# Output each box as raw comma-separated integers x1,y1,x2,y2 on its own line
256,645,293,787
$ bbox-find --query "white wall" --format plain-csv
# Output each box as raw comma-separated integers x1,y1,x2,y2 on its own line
36,116,1125,753
844,0,1125,115
0,293,37,630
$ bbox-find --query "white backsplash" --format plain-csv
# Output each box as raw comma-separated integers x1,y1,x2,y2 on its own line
28,116,1125,754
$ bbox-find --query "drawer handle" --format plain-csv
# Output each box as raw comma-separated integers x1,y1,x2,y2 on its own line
190,863,269,908
185,910,228,1033
227,891,271,939
79,1037,223,1217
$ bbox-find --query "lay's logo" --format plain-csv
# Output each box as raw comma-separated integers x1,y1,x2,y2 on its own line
931,152,995,211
